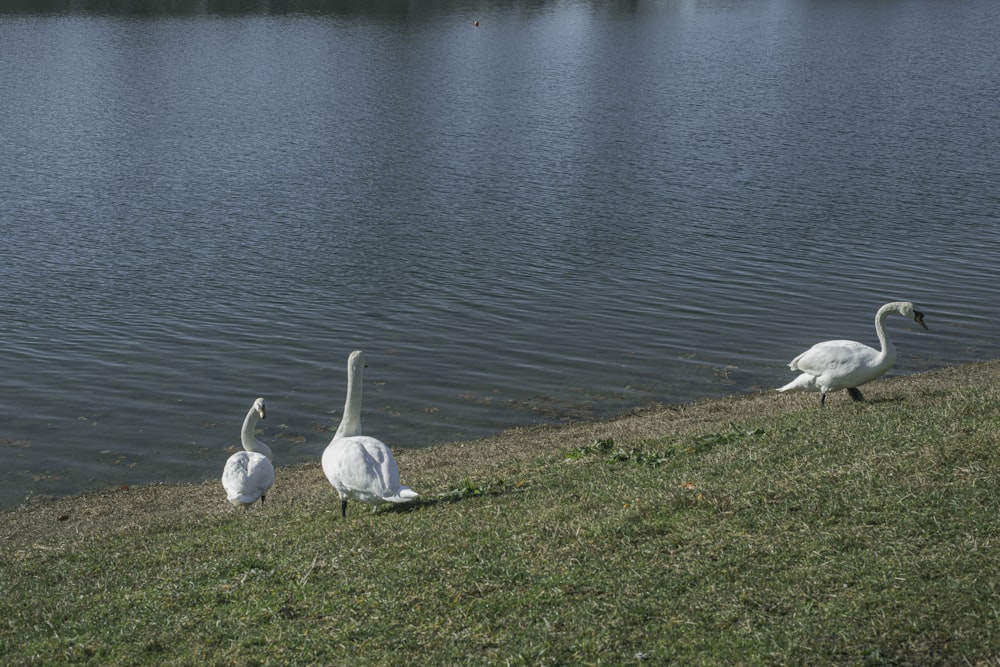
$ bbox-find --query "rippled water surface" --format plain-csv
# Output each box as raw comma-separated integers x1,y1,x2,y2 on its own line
2,0,999,509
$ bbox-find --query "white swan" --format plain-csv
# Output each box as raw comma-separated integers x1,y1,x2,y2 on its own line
778,301,927,406
321,350,419,517
221,397,275,508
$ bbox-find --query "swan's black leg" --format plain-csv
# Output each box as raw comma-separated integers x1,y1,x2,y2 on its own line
820,392,827,408
261,494,266,506
847,387,865,402
340,498,348,518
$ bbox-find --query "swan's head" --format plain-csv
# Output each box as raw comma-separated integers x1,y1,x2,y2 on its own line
252,397,267,420
896,302,929,330
348,350,369,374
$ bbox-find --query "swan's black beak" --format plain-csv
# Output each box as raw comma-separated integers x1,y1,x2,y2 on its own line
914,311,928,330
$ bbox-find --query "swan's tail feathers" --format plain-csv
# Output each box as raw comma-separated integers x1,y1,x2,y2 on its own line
384,486,420,503
777,373,817,393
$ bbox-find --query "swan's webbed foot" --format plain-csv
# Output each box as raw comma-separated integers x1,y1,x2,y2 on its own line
847,387,865,402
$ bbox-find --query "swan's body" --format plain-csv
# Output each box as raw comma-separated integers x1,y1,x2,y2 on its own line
221,398,274,508
321,351,419,517
778,301,927,406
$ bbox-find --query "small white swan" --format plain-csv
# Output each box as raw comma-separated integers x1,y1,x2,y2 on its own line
321,351,419,517
778,301,928,406
221,397,275,508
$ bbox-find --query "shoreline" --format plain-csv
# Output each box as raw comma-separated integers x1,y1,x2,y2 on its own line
4,358,998,544
0,353,977,514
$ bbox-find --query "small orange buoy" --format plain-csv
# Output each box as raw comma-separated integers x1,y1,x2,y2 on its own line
474,20,479,27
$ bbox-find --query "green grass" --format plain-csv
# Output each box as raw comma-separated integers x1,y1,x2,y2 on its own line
3,362,1000,665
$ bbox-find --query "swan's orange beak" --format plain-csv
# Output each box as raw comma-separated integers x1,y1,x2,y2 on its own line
914,312,928,330
258,406,267,420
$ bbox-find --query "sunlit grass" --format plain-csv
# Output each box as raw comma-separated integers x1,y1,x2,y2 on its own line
3,361,1000,664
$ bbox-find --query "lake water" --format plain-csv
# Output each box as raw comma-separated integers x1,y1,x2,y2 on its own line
1,0,999,510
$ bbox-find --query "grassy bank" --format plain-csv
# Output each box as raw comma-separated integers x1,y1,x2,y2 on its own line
3,361,1000,665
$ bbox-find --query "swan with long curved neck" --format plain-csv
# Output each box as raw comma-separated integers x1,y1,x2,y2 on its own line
321,351,419,517
778,301,927,406
221,397,274,507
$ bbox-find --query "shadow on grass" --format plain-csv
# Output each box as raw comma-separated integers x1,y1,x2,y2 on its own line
346,478,529,518
866,396,906,405
425,478,529,508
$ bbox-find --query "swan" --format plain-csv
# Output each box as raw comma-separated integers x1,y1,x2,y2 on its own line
777,301,927,406
221,397,275,508
321,350,419,517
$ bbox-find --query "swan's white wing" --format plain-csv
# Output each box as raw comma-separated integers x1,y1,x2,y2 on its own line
789,339,879,376
360,438,419,502
360,437,402,491
222,451,275,506
787,339,890,393
322,436,418,504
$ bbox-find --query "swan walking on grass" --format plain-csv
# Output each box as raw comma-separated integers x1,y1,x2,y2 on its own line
221,398,274,508
322,351,419,518
778,301,928,407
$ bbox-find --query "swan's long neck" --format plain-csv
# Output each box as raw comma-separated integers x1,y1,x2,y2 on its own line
334,357,363,439
873,304,898,368
241,408,273,459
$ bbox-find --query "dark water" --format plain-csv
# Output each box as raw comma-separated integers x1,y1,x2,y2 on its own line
2,0,999,509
